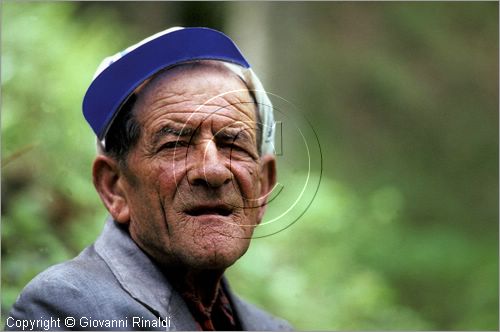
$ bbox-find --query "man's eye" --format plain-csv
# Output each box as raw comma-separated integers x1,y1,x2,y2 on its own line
220,141,248,153
223,142,239,150
159,141,188,150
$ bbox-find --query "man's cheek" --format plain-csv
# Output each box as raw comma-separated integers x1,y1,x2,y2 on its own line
233,163,260,189
157,163,182,191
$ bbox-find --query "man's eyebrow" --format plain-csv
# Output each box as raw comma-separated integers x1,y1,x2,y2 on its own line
151,125,194,146
216,127,253,142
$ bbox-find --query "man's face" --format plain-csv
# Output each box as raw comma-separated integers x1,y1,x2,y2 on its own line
116,63,275,270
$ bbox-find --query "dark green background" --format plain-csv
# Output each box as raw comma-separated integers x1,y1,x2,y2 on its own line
2,2,498,330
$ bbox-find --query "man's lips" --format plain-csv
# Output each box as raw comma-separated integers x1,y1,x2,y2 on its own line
185,204,234,217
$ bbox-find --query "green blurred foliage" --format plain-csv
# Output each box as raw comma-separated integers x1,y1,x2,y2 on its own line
1,2,128,323
1,2,498,330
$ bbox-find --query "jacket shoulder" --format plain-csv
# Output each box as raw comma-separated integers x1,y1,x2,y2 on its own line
16,244,118,299
5,246,132,330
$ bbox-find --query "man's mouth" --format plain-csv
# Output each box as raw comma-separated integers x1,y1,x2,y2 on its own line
185,205,233,217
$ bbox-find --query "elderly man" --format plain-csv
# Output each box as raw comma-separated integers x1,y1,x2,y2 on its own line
6,27,291,331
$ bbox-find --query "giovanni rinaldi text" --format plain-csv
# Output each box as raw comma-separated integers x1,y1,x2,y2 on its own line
6,316,172,330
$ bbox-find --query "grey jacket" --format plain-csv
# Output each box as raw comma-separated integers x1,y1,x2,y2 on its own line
5,219,292,331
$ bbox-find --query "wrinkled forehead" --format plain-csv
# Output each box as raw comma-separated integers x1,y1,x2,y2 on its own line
139,61,250,97
132,61,258,124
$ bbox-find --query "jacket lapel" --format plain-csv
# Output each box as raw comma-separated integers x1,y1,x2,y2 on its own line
94,218,197,331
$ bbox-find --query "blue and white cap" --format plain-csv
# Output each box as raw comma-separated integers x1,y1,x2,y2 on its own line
82,27,275,155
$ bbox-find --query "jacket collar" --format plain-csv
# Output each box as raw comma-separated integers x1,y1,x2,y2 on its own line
94,218,198,331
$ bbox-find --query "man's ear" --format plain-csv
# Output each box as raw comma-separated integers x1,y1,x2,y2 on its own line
257,154,277,221
92,155,130,224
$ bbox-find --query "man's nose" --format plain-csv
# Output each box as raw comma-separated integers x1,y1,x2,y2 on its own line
187,139,232,188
